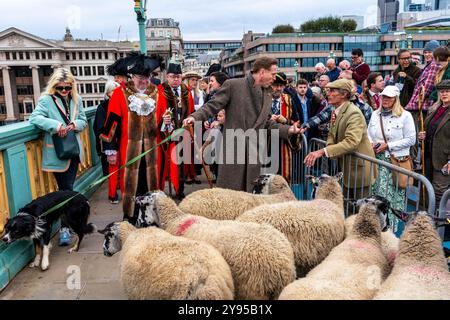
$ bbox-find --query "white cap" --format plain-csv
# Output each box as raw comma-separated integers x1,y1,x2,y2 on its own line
381,85,400,97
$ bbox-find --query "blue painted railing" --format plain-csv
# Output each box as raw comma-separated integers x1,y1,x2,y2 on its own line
0,106,102,290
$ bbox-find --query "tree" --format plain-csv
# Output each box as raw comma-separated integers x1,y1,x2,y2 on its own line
300,16,357,33
272,24,295,34
342,19,358,32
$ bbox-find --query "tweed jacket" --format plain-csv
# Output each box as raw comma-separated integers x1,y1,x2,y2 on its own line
424,102,450,170
325,101,377,188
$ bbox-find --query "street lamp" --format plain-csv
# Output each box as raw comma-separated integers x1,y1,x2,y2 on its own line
395,38,401,52
294,60,299,84
133,0,148,54
328,50,336,60
407,34,413,49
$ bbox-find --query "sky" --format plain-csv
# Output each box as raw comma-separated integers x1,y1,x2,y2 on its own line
0,0,380,41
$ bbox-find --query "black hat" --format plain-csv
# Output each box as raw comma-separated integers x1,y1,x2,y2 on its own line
273,72,287,85
107,56,132,76
167,63,182,75
125,52,165,77
205,63,221,77
436,79,450,90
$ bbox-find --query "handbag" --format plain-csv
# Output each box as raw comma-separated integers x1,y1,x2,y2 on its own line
379,114,413,189
51,95,80,160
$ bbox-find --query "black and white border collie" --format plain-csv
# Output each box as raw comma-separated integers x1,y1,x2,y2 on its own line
1,191,96,271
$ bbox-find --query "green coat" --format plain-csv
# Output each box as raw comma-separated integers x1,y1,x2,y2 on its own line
424,102,450,171
326,101,377,188
29,94,87,172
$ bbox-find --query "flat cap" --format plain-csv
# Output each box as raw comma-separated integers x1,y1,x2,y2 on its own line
325,79,353,93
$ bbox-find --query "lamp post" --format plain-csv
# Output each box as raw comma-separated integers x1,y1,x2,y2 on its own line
395,38,401,53
294,60,299,84
328,50,336,60
133,0,148,54
407,34,413,50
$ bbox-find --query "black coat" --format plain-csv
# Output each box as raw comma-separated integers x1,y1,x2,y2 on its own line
93,99,114,154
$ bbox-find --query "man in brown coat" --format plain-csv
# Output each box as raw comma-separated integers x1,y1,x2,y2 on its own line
183,57,302,192
304,79,377,202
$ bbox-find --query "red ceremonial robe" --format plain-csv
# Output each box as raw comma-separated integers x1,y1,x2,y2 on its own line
156,82,194,194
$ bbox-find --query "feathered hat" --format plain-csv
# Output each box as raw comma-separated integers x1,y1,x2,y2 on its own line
107,52,165,77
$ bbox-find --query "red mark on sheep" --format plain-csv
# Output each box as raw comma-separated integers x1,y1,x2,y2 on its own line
176,218,198,236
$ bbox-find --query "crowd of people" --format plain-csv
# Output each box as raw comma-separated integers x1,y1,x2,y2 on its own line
29,40,450,243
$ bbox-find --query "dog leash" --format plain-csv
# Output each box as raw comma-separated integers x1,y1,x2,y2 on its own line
40,128,186,217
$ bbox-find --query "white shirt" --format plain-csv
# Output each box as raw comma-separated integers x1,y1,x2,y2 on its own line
367,109,416,158
191,89,205,111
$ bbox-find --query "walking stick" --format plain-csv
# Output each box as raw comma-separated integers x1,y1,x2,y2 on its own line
418,85,427,205
186,125,214,188
163,109,174,197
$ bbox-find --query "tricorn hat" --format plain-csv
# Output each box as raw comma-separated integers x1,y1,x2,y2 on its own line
167,63,182,75
125,52,165,77
205,63,221,77
273,72,287,85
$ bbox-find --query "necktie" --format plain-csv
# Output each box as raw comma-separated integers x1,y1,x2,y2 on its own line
173,88,179,97
173,88,181,121
373,93,380,109
331,109,337,126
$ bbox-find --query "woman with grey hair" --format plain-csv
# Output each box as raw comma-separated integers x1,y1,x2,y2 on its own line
93,80,120,203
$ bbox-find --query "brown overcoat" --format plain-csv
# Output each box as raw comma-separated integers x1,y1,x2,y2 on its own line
190,72,293,192
424,102,450,171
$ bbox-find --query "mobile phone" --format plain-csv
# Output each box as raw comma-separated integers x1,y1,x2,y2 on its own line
373,143,381,150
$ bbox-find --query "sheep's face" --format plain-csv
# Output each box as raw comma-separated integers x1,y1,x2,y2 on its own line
135,192,162,228
98,222,122,257
356,195,390,232
404,211,435,230
307,173,343,197
252,174,275,194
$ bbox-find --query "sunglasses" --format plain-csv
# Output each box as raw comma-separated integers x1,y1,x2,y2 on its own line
55,86,72,92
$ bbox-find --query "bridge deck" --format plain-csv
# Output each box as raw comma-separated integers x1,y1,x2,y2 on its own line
0,174,210,300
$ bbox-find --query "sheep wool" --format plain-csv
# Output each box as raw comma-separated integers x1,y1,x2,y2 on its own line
279,200,389,300
144,192,296,300
237,175,345,277
178,175,296,220
373,213,450,300
115,222,235,300
345,215,399,272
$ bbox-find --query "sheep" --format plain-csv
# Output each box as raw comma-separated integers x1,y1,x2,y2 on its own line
178,174,296,220
278,196,391,300
135,191,296,300
237,173,346,277
373,212,450,300
98,221,234,300
345,214,399,272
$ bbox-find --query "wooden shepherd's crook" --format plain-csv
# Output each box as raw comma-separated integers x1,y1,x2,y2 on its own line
418,85,426,205
186,125,214,189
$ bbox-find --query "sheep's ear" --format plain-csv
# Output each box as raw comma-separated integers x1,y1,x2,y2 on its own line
334,172,344,182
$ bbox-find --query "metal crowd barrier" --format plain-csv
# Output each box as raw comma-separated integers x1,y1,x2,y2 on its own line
291,137,437,236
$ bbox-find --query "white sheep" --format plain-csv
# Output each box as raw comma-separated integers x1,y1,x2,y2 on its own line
373,212,450,300
345,214,399,272
136,191,296,300
98,221,234,300
178,174,296,220
278,196,390,300
237,173,346,277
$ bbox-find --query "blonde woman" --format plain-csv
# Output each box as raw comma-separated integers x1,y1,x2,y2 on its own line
183,71,204,111
367,85,416,234
29,68,87,245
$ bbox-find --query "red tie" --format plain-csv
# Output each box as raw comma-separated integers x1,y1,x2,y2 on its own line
331,109,337,126
373,94,380,109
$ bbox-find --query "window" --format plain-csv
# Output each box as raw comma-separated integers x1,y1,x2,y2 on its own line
151,31,155,38
277,58,297,68
93,83,98,93
72,52,77,60
66,53,70,60
47,51,52,59
70,66,78,76
0,103,6,115
78,66,83,76
12,52,17,60
14,67,32,77
25,101,34,113
97,52,102,60
79,84,85,94
17,85,34,95
93,67,97,76
98,66,105,75
79,52,83,60
91,52,96,60
5,52,10,60
25,52,30,60
19,52,23,60
104,52,109,59
159,30,164,37
99,83,105,94
0,86,4,96
85,52,89,60
43,67,53,77
84,66,91,76
87,100,94,107
85,83,93,93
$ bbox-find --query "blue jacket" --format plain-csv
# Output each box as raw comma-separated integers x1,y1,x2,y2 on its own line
325,67,341,82
29,94,87,172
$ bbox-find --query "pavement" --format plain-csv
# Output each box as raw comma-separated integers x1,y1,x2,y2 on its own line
0,172,210,300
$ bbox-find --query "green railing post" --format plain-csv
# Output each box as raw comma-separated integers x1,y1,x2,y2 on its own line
134,0,147,54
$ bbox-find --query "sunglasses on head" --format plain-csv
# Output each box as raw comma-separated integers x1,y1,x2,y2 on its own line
55,86,72,92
